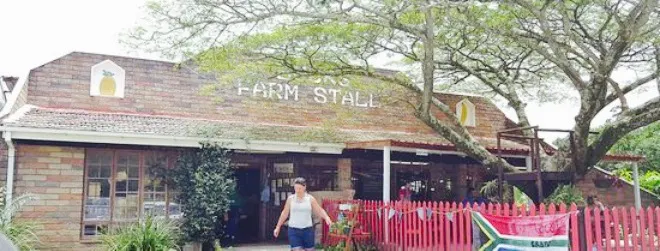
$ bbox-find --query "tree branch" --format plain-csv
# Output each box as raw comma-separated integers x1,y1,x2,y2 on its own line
420,1,436,115
607,78,630,111
416,108,518,172
604,72,659,105
587,98,660,166
656,45,660,94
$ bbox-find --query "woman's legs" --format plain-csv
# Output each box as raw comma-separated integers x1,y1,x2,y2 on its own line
289,227,315,251
301,227,315,251
289,228,304,250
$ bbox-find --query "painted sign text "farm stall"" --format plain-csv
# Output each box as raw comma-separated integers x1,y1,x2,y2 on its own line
236,77,379,108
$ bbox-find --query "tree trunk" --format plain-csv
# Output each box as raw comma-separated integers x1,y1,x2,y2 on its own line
572,115,593,175
420,1,435,115
655,46,660,93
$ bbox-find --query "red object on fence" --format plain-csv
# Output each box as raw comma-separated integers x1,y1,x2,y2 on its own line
622,208,630,250
612,207,622,250
648,208,655,251
604,208,612,251
585,206,593,250
321,200,660,251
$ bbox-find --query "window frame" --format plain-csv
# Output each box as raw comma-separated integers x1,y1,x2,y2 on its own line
80,149,176,240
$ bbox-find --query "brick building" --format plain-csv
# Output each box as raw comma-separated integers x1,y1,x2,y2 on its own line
0,52,654,250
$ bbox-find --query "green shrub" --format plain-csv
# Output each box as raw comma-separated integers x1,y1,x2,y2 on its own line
100,215,180,251
544,185,585,206
0,187,40,251
150,142,236,246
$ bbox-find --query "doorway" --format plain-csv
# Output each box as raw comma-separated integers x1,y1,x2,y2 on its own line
234,168,261,243
394,167,431,201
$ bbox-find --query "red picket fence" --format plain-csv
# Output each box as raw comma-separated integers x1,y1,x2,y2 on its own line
585,207,660,250
321,200,660,250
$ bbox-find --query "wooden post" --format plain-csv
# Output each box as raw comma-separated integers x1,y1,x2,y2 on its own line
633,162,642,210
534,130,544,202
497,135,503,202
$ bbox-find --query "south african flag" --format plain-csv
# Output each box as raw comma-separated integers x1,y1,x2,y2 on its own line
471,211,570,251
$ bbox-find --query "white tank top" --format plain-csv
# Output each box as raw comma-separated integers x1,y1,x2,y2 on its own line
288,194,313,229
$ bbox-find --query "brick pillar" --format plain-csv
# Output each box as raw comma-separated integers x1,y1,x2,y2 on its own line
337,158,352,191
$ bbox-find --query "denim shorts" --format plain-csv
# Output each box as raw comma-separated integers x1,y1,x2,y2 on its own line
288,227,315,249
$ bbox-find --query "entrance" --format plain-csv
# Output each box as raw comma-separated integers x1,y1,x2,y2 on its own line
234,168,261,243
394,166,431,201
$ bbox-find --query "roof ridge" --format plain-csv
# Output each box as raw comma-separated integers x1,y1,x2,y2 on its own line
70,51,177,65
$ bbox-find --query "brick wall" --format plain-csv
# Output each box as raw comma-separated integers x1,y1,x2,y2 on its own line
337,158,352,191
24,52,510,138
0,141,7,186
13,145,95,251
575,168,659,208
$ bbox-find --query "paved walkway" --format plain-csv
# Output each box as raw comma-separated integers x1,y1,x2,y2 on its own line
225,244,291,250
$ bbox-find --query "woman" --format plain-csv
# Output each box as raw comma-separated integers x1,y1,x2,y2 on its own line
274,177,333,251
398,183,412,201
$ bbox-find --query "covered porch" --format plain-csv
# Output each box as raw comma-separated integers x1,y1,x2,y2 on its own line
345,139,532,203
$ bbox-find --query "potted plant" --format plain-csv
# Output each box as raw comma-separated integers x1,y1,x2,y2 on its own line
342,221,352,235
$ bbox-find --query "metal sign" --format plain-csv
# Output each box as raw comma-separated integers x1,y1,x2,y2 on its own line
274,163,294,173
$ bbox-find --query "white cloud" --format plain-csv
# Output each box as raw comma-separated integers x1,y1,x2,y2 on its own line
0,0,160,77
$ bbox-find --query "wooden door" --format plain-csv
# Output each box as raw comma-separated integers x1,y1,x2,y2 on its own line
266,156,297,241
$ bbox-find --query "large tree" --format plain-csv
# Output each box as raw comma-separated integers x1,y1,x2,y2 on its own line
431,0,660,174
127,0,660,175
496,0,660,174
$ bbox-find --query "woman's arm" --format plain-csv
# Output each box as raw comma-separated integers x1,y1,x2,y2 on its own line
276,198,291,229
310,197,332,225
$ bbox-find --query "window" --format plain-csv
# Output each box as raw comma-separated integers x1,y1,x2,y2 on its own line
298,157,338,191
82,150,179,238
456,98,476,127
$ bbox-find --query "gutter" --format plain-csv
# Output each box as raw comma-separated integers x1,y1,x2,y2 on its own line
3,132,14,209
0,126,346,155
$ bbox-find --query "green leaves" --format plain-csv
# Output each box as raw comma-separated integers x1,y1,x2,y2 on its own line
0,188,40,251
101,215,180,251
544,185,585,206
151,143,236,245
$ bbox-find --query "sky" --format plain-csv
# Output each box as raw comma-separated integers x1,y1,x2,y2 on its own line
0,0,657,143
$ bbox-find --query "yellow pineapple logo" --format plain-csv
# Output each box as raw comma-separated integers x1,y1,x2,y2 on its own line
99,70,117,96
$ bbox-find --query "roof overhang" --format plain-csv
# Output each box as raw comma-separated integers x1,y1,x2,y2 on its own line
2,126,645,162
0,126,344,154
599,154,645,162
346,139,530,158
347,139,645,163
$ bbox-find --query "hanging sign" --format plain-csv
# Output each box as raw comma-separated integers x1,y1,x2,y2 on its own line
274,163,294,173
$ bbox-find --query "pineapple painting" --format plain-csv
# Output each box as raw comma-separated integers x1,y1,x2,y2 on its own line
90,60,125,98
99,70,117,96
456,98,475,126
459,102,469,125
